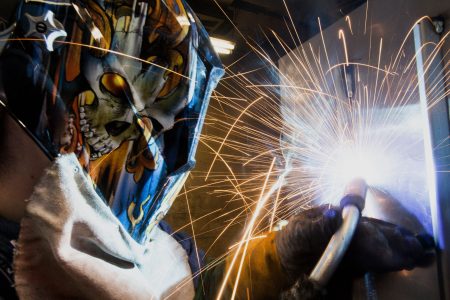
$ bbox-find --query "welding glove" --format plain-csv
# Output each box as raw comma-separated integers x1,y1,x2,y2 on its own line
276,205,435,299
196,205,433,300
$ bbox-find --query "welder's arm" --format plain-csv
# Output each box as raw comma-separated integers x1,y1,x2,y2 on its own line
195,205,434,299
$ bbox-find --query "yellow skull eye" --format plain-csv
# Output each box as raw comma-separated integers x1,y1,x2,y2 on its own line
100,73,130,99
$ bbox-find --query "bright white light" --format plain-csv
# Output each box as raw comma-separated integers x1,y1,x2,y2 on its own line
304,141,398,207
210,37,235,55
214,47,232,55
328,143,394,187
210,37,235,50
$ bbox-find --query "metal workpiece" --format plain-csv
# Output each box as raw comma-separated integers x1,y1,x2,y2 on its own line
414,19,450,300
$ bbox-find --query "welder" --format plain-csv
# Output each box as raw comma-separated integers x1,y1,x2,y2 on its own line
0,0,433,299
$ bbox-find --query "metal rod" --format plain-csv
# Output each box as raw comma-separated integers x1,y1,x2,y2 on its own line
310,178,367,287
309,205,361,287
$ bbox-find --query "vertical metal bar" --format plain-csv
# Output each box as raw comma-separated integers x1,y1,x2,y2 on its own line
414,21,450,300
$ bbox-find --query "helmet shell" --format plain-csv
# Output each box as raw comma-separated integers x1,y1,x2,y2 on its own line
0,0,223,243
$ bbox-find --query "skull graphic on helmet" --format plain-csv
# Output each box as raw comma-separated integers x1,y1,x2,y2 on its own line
68,0,196,161
0,0,223,242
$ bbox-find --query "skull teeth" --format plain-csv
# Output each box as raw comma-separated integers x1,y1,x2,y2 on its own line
79,107,94,134
83,128,97,139
77,99,119,160
87,136,100,145
89,145,112,160
81,124,90,132
101,148,111,155
90,139,113,153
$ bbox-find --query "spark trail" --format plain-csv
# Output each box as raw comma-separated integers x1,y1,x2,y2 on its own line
176,2,450,299
8,1,448,299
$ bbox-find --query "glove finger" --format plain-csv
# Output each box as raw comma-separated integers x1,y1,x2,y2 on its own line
288,206,342,248
366,218,421,255
348,218,430,273
276,206,342,280
414,233,435,267
415,233,435,250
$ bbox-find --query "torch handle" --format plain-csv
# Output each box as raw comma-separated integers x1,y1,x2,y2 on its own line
309,204,361,287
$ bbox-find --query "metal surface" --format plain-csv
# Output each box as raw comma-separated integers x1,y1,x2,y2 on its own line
414,20,450,300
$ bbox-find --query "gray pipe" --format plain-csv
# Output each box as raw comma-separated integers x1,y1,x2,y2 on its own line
309,178,368,287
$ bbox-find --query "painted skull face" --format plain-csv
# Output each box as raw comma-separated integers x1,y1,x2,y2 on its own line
72,0,196,160
0,0,223,242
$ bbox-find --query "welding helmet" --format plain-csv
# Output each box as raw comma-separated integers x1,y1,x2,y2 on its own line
0,0,223,243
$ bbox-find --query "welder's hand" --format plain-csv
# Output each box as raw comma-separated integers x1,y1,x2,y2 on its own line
344,217,434,274
275,205,342,284
275,205,434,285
